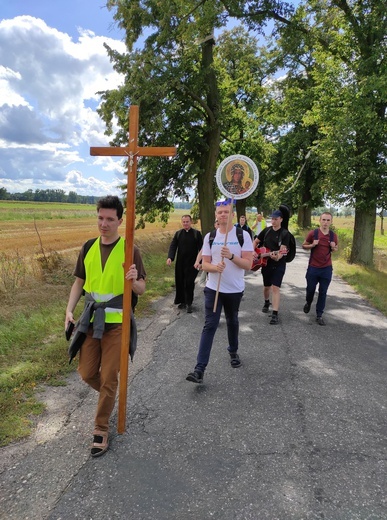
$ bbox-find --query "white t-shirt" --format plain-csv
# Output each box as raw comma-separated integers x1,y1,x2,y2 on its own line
202,227,253,293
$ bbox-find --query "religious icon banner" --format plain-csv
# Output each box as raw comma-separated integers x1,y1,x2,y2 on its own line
216,154,259,200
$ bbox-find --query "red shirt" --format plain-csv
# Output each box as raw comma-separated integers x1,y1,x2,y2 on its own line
305,229,338,268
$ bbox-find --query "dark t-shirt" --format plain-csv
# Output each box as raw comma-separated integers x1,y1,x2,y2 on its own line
257,226,290,267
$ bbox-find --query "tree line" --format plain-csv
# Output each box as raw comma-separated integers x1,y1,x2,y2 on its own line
98,0,385,266
0,187,100,205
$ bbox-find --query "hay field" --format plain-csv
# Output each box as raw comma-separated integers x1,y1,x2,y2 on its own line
1,201,187,256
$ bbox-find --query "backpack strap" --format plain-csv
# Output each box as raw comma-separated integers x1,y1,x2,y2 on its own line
278,227,291,246
235,226,244,247
209,228,217,248
310,228,335,262
209,227,244,248
83,237,98,258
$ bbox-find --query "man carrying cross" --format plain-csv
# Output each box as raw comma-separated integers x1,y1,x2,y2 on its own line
65,195,146,457
65,106,176,454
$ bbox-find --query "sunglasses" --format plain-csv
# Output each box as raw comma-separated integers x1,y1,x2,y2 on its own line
215,198,232,206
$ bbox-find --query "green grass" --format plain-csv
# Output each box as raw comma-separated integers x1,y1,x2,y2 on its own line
0,302,73,446
0,200,96,220
0,244,173,447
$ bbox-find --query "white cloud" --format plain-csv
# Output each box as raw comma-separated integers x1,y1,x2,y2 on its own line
0,15,126,195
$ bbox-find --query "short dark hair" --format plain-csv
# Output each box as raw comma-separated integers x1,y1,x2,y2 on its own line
182,215,192,221
97,195,124,219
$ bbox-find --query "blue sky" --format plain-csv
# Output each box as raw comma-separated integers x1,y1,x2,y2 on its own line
0,0,131,196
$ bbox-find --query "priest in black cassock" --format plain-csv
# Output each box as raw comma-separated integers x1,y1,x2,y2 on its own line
167,215,203,313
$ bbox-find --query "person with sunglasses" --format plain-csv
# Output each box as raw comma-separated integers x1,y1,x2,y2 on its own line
186,199,253,384
302,212,338,325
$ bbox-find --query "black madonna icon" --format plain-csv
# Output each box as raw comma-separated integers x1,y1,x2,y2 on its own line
216,155,259,200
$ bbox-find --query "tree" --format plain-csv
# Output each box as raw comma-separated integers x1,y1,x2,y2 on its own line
222,0,387,265
101,3,274,234
0,187,10,200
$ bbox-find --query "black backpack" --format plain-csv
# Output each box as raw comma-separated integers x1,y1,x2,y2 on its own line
209,226,244,248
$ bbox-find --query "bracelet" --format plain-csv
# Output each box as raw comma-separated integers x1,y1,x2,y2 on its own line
230,254,234,261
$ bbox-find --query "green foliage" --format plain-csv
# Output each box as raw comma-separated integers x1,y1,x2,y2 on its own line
99,5,276,234
0,200,96,220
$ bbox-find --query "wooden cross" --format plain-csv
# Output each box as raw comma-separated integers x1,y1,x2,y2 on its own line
90,105,177,433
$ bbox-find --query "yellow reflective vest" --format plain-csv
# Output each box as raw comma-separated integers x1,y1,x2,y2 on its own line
83,237,124,323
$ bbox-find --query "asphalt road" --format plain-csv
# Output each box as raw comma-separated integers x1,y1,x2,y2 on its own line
1,242,387,520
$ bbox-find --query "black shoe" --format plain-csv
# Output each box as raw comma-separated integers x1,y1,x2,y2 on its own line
316,316,326,326
178,303,186,309
262,302,271,313
269,314,279,324
229,352,241,368
303,302,311,314
186,304,193,313
186,370,203,383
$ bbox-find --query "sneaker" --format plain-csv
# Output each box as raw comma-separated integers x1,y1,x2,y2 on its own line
186,304,193,313
186,370,203,383
303,302,311,314
262,302,271,313
177,303,186,309
229,352,241,368
316,316,326,326
269,314,279,325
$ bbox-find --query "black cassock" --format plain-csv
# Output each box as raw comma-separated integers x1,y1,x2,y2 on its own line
168,228,203,305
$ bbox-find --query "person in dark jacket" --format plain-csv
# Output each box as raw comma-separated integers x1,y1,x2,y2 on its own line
235,215,253,239
167,215,203,313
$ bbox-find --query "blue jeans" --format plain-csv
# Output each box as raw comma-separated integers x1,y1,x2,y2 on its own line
195,287,243,373
305,265,333,317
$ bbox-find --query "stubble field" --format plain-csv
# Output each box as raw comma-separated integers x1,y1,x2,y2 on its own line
0,201,184,257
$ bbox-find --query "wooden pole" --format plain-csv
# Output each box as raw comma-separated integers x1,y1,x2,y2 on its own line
90,105,176,433
117,105,138,434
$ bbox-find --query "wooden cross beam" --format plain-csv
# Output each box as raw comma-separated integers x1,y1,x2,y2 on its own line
90,105,177,433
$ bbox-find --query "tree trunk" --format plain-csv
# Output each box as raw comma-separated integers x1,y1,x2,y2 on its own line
236,199,246,222
350,202,376,266
297,184,312,228
297,206,312,229
198,36,221,236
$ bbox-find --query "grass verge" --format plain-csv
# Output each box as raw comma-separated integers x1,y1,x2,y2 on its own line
0,240,174,447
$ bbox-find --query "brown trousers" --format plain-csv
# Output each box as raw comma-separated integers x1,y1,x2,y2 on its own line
78,325,122,432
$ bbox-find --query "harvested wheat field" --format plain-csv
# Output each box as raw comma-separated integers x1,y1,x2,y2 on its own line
1,201,186,256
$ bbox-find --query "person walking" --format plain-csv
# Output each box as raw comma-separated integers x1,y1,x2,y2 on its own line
167,215,203,313
186,199,253,384
235,214,253,239
65,195,146,457
253,212,266,236
253,209,290,324
302,212,338,325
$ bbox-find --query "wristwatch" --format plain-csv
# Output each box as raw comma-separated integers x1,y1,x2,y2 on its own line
229,254,234,261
